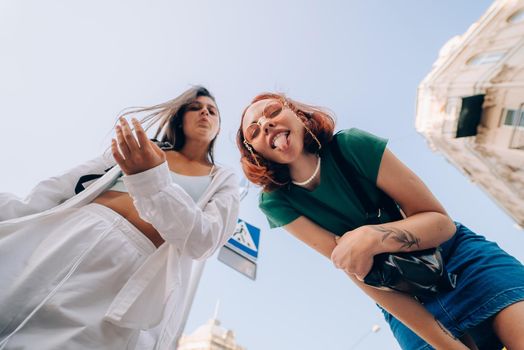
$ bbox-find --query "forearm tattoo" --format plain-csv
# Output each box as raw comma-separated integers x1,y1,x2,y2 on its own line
374,226,421,249
434,317,458,340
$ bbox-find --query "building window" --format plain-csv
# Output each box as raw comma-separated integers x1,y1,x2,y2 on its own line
467,52,505,65
503,109,524,127
508,8,524,24
456,94,484,138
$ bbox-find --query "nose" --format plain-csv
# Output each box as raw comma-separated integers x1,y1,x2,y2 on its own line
200,107,210,117
259,117,275,134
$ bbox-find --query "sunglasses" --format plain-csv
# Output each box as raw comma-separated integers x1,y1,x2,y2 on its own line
244,99,288,144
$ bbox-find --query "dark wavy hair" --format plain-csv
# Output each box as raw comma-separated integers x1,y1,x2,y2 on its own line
237,92,335,192
120,86,219,164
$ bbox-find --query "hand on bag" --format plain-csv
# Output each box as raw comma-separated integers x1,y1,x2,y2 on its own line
112,117,166,175
331,227,378,281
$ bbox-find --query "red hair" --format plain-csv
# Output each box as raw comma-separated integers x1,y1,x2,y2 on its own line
236,92,336,192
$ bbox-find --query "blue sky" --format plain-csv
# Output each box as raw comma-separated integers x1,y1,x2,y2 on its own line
2,1,523,349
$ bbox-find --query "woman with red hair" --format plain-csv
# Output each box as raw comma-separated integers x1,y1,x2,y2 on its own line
237,92,524,350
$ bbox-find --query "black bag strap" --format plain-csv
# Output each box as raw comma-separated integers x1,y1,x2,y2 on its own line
74,139,170,195
330,134,402,223
74,166,114,194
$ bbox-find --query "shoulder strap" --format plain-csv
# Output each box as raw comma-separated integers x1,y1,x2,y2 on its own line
330,134,402,223
74,166,114,194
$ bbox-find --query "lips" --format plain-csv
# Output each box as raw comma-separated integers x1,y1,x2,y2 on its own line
197,119,210,127
270,131,290,150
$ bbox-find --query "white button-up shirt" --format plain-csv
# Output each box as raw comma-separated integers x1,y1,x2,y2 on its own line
0,152,240,349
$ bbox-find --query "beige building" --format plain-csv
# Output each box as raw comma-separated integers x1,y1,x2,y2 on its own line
177,313,245,350
415,0,524,227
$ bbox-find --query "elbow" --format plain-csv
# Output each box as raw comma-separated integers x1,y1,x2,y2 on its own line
188,214,238,261
194,244,225,261
185,233,224,261
177,194,239,260
164,230,217,260
437,212,457,243
186,241,216,261
183,220,226,261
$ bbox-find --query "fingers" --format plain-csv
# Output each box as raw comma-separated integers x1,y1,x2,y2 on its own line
342,266,365,281
130,117,166,161
111,117,167,175
115,124,131,159
354,272,365,282
131,118,149,149
332,244,370,281
111,138,126,171
119,117,140,152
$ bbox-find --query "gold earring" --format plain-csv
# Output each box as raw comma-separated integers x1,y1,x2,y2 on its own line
243,139,262,167
243,139,289,186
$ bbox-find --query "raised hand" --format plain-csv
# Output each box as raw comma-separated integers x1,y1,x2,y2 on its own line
112,117,166,175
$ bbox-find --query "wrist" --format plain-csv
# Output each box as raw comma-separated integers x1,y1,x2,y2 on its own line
123,161,170,196
359,225,386,255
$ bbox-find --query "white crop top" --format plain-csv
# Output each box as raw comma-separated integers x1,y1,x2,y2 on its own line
107,169,213,203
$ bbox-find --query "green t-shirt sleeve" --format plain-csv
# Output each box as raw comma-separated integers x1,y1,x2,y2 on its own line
335,128,388,183
259,190,301,228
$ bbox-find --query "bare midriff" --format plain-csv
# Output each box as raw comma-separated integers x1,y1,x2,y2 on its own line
92,191,164,248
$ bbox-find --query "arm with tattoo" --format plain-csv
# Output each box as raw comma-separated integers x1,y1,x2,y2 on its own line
374,225,421,249
362,212,456,254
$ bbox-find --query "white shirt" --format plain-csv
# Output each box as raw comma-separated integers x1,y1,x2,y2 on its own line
0,152,240,349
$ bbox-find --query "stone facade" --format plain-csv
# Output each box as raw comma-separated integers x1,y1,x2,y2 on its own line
177,317,245,350
415,0,524,227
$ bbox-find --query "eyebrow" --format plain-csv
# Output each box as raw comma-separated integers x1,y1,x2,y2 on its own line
191,101,218,111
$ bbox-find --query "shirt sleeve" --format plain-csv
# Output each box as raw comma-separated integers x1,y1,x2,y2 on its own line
335,128,388,184
124,161,240,260
0,151,115,221
259,190,300,228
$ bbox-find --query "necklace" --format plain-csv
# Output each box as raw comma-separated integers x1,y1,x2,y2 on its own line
292,156,321,186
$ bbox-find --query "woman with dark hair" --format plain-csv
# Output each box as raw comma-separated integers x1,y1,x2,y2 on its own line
237,92,524,350
0,86,239,349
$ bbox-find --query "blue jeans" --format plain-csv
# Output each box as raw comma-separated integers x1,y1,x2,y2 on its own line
381,222,524,350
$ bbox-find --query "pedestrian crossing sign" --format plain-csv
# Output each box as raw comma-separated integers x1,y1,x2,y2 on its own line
227,219,260,261
218,219,261,280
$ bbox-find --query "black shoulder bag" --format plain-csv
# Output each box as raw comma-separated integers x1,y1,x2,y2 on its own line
330,136,456,297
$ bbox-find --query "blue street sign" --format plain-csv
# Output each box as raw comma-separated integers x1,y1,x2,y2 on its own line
226,219,260,261
218,219,261,280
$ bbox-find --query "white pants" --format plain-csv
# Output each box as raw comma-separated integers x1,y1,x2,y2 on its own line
0,204,155,350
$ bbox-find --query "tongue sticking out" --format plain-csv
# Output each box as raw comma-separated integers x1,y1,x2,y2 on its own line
274,133,289,151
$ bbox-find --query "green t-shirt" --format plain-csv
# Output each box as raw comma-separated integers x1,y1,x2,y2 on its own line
259,128,392,236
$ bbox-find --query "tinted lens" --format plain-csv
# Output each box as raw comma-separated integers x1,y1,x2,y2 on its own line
244,100,284,144
263,100,283,119
245,124,260,143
